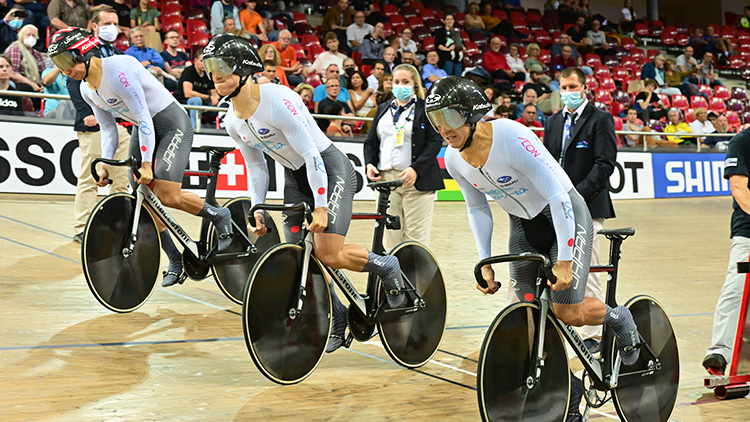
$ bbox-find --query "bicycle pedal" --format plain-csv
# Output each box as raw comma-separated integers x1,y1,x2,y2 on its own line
344,332,354,348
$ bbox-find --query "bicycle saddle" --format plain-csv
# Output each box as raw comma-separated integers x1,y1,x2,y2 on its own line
368,180,404,190
598,227,635,237
199,145,236,154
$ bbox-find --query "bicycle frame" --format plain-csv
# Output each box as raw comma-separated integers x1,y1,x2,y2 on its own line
474,233,662,395
249,181,423,325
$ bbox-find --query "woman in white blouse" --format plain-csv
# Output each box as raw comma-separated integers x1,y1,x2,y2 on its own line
363,64,444,250
504,44,527,80
395,27,418,55
347,69,376,117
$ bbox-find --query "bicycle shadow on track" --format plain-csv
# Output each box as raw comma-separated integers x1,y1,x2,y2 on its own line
0,244,84,298
0,308,234,419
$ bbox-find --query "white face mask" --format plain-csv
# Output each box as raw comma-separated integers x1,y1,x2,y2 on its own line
23,36,37,48
97,24,119,43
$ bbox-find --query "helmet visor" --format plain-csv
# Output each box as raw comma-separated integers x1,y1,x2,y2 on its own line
50,51,77,71
426,108,468,132
204,57,235,79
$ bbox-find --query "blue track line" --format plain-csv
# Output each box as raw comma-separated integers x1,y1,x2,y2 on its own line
0,235,80,264
0,337,244,351
0,214,74,240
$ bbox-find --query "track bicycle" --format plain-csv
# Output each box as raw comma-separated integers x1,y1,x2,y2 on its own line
82,146,280,312
242,180,447,385
475,228,679,422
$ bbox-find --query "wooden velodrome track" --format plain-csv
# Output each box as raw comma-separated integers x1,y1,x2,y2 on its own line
0,192,748,421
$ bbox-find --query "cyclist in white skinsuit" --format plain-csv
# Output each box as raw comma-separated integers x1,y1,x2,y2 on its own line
426,77,640,422
48,27,233,287
203,34,409,353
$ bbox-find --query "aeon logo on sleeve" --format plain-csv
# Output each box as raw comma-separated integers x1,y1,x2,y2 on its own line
283,99,298,116
117,71,130,87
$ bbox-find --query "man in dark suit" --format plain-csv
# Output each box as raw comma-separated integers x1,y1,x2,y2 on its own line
543,66,617,355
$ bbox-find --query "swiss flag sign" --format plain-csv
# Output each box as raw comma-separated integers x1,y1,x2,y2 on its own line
217,149,247,191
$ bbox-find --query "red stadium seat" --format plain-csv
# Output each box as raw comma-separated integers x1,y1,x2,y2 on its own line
307,44,325,61
697,84,712,98
690,95,708,109
301,34,320,50
389,15,406,26
292,43,306,59
402,7,418,19
186,19,208,35
113,32,130,52
657,93,671,108
162,16,184,34
684,108,696,123
383,4,399,17
634,23,649,37
620,37,637,50
594,89,612,103
710,97,727,113
539,49,551,65
727,98,744,112
407,16,424,28
630,48,645,60
598,77,616,91
727,111,742,130
732,86,747,100
671,95,689,111
585,54,602,68
594,65,610,80
305,73,321,88
585,75,598,89
621,56,638,69
421,36,435,52
712,85,730,101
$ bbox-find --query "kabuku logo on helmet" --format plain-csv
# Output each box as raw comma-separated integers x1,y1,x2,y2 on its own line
203,43,216,55
243,59,262,68
425,93,441,107
48,43,59,54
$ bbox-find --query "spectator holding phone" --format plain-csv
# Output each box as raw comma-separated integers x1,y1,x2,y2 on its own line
0,6,25,52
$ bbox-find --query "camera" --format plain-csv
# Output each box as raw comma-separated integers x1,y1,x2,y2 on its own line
13,10,29,18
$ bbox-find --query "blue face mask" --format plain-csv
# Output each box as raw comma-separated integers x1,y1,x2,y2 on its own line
9,19,23,31
561,89,584,110
392,85,414,102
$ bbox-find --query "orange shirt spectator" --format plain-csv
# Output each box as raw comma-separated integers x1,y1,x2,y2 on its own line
271,41,297,68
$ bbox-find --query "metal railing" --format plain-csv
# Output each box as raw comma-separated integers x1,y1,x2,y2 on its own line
0,89,734,151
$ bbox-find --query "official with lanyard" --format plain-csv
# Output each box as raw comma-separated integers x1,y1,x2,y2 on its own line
363,64,445,251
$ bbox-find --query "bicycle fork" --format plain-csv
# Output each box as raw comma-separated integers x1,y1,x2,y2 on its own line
289,231,315,320
123,188,147,258
528,286,550,391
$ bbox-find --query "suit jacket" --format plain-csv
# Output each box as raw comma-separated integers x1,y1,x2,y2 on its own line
543,102,617,219
363,97,445,192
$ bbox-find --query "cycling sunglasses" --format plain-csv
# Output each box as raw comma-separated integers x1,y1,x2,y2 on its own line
204,57,236,78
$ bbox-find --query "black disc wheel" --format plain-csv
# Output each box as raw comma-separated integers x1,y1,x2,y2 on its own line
211,197,280,304
243,243,330,385
477,302,570,422
378,242,446,368
82,193,160,313
612,296,679,422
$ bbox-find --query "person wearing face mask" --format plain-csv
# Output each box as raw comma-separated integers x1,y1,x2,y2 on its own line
0,6,25,53
542,67,617,357
4,23,45,106
364,64,444,251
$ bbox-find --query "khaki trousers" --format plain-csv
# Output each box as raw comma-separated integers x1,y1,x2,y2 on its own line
73,125,131,234
379,169,436,252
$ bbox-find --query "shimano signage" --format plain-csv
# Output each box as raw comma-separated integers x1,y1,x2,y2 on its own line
652,153,729,198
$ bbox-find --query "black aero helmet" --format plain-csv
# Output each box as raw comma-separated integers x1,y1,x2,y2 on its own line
48,27,100,70
202,33,263,79
424,76,491,133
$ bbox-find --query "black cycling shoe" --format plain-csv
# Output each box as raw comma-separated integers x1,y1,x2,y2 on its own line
162,258,187,287
702,353,728,374
325,301,348,353
214,208,233,252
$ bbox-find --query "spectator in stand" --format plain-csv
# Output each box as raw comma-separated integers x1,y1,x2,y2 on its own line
400,50,416,67
676,46,699,78
346,10,371,52
348,69,375,116
223,16,254,42
421,50,446,89
361,21,386,65
567,16,594,56
689,107,714,144
0,54,22,115
664,108,696,144
41,58,73,118
394,26,417,57
257,43,289,87
130,0,161,51
513,88,546,125
324,102,353,137
704,114,735,148
382,46,398,73
500,93,511,108
174,48,219,128
0,6,24,53
253,59,282,84
210,0,240,36
549,64,564,91
550,33,593,75
313,63,352,112
587,19,616,58
48,0,90,31
641,54,680,96
483,36,514,81
11,1,49,45
551,45,577,69
741,6,750,30
161,30,191,79
524,64,557,114
341,57,356,82
320,0,353,49
464,2,487,36
689,27,706,52
620,0,639,33
272,29,306,87
480,3,501,31
622,107,647,147
481,86,498,121
524,43,552,84
698,51,724,87
366,59,384,89
375,73,393,104
110,0,132,38
316,76,355,130
4,24,44,96
516,103,544,133
239,0,269,43
311,31,348,76
663,58,702,99
704,25,732,65
495,105,512,119
505,44,526,79
294,83,314,111
435,12,463,76
634,79,668,122
125,27,173,88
